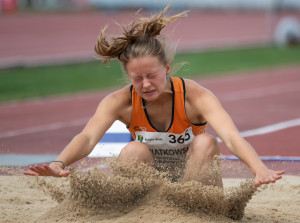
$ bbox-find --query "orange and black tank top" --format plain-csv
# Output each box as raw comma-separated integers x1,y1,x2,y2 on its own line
127,77,207,165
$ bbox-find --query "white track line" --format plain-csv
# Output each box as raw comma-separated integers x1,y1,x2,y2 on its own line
216,118,300,143
240,118,300,138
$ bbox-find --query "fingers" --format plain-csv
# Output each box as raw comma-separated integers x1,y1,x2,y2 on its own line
271,170,285,182
254,178,272,187
59,170,70,177
254,178,270,187
254,179,261,187
277,170,285,175
254,169,285,187
28,165,49,176
23,171,39,176
23,164,68,177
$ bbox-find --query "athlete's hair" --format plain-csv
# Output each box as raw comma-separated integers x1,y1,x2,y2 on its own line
94,5,187,70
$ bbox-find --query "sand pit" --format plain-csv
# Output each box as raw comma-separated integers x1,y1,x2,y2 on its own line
0,162,299,223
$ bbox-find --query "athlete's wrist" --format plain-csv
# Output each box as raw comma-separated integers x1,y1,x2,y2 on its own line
50,161,66,169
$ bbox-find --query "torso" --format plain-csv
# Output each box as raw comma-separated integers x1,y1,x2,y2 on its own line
125,77,207,167
117,78,206,128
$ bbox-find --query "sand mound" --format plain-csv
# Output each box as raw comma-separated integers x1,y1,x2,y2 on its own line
0,161,299,223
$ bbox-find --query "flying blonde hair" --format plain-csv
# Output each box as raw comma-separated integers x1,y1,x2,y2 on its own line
94,5,187,70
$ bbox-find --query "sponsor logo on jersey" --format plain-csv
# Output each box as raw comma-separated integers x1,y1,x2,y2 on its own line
144,137,163,142
137,135,144,142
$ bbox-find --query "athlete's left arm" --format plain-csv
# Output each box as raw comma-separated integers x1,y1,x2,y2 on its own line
185,79,285,187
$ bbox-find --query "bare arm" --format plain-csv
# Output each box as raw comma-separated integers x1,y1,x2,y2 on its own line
23,86,132,177
185,79,284,186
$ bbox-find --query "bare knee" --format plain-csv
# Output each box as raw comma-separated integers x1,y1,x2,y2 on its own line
187,134,220,160
118,141,153,164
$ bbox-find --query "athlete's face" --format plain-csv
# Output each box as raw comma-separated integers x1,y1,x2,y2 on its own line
126,55,171,101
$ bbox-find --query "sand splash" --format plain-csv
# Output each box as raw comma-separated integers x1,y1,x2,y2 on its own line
28,159,257,222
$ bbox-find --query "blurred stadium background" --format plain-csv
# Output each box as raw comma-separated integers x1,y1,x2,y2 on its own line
1,0,300,69
2,0,300,11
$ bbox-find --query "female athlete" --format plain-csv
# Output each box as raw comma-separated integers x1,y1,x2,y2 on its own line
23,6,285,188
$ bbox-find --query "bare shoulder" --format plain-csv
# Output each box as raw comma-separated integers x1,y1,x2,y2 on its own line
99,85,131,110
78,85,132,143
183,79,214,100
185,79,224,121
182,79,215,123
96,85,132,124
183,78,222,116
104,85,131,103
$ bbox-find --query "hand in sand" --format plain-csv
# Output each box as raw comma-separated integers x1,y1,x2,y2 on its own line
254,167,285,187
23,163,69,177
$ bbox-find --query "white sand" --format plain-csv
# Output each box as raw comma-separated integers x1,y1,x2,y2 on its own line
0,174,299,223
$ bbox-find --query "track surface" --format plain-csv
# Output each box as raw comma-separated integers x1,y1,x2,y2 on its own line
1,10,300,68
0,10,299,176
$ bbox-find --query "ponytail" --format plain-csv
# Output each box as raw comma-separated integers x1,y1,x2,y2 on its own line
95,5,187,67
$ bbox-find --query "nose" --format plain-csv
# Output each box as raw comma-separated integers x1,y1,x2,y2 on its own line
142,78,151,88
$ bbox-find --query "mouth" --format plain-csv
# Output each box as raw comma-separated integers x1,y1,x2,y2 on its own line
143,89,156,96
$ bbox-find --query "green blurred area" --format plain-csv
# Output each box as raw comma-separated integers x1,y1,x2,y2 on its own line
0,45,300,104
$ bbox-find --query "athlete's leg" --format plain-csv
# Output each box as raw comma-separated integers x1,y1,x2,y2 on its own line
183,134,223,188
118,141,154,165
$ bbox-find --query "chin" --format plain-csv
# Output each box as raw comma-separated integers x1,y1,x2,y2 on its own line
142,93,159,101
143,96,156,101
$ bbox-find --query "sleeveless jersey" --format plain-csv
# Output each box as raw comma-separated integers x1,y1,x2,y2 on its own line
127,77,207,165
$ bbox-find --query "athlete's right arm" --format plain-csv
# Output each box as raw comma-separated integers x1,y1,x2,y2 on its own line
23,86,132,177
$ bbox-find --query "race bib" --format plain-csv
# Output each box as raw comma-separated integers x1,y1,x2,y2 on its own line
135,127,194,164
